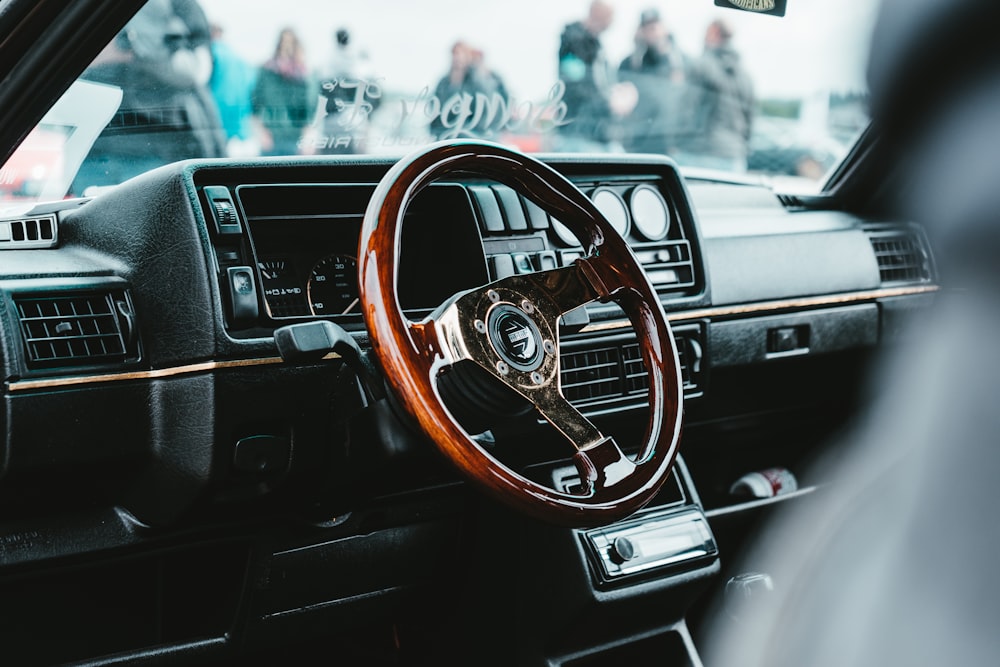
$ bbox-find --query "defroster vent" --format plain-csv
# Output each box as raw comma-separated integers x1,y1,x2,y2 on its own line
15,292,138,369
0,215,58,249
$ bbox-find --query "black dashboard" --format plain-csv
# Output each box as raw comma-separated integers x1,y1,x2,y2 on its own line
0,153,937,666
199,156,706,328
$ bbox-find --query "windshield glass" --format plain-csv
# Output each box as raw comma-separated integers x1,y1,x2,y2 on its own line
1,0,876,203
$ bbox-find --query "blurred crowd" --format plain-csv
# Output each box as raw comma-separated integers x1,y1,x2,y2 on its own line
74,0,382,191
559,1,755,172
73,0,759,192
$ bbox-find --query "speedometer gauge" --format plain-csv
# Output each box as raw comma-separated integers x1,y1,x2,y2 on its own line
308,254,359,316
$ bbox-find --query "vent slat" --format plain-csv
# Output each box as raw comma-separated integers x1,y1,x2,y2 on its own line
777,193,805,209
15,292,129,369
638,240,698,296
0,215,58,249
868,230,931,284
560,338,697,406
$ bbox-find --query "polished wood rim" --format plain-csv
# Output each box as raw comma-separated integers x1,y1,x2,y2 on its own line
358,140,683,527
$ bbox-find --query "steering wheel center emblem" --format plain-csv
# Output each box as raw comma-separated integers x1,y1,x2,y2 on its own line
488,304,544,372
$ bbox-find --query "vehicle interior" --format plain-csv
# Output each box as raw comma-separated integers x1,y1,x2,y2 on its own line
0,0,954,665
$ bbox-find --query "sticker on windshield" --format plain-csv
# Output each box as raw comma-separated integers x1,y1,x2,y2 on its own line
714,0,788,17
300,79,571,153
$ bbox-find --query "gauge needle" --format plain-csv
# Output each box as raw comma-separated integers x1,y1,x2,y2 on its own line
341,298,359,315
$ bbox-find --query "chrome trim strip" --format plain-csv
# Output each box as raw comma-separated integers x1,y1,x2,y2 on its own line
7,352,341,392
7,285,938,392
580,285,940,334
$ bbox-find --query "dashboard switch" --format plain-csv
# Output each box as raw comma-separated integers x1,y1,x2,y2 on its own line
492,186,529,231
226,266,259,324
204,186,242,236
512,253,534,274
768,325,808,354
469,186,505,233
523,198,550,230
490,254,515,279
534,251,558,271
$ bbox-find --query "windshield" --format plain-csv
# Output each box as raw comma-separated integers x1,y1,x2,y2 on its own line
1,0,876,203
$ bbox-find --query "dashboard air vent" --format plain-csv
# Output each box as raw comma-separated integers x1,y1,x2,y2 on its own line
561,326,703,406
15,292,134,369
867,228,932,284
635,240,697,295
0,215,58,249
562,346,624,403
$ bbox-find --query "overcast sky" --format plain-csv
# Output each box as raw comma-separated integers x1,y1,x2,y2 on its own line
202,0,878,101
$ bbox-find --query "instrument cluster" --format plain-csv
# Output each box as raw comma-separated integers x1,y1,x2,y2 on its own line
239,182,488,322
256,253,359,318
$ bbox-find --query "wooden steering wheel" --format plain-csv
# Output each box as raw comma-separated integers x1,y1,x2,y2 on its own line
358,141,683,527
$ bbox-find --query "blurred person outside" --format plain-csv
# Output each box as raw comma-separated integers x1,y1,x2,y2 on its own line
208,22,258,157
73,0,226,193
469,48,509,104
675,18,754,172
617,8,692,156
252,27,315,156
429,41,509,140
312,27,381,155
556,0,637,152
324,28,375,85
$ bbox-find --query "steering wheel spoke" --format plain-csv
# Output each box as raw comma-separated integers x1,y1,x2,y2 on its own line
531,387,604,449
424,262,602,380
574,437,637,495
421,267,574,391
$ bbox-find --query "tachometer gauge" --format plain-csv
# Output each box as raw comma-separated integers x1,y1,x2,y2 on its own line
308,254,359,316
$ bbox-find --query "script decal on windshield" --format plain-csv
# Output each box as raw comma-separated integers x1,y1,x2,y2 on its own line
301,80,571,152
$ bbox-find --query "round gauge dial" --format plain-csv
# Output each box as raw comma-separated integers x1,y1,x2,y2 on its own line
258,259,288,281
591,188,630,238
308,254,359,316
629,185,671,241
550,217,579,247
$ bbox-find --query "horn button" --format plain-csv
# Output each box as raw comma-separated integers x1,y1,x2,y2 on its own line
488,304,544,372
